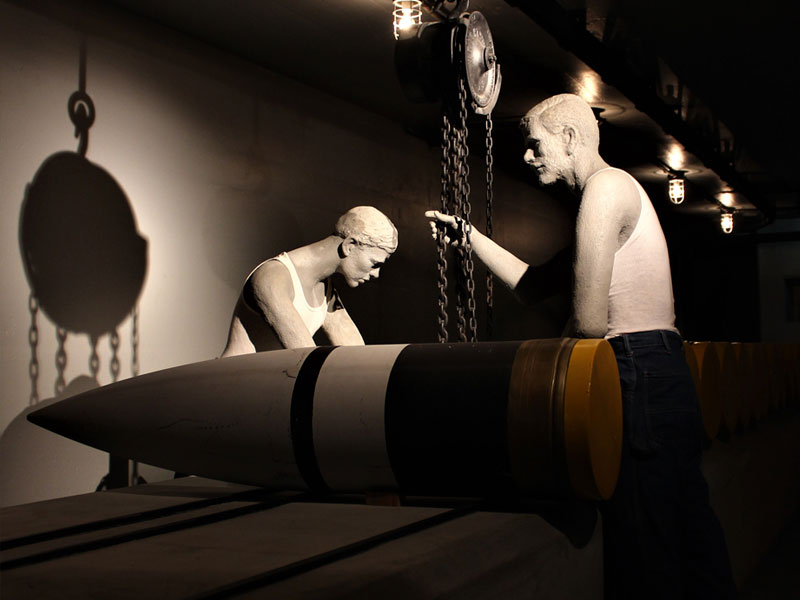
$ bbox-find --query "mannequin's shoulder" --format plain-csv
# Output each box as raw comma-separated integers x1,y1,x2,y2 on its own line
248,259,293,304
582,168,640,218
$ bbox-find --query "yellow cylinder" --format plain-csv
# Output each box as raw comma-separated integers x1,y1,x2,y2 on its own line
508,338,622,501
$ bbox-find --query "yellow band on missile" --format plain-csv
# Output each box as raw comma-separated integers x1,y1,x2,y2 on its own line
563,338,622,501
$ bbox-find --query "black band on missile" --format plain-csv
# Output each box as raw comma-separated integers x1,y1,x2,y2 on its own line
290,346,336,493
385,342,520,496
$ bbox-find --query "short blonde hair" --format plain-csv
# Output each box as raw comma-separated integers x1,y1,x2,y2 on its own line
334,206,398,253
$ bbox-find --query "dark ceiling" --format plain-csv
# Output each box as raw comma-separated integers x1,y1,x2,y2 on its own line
102,0,800,231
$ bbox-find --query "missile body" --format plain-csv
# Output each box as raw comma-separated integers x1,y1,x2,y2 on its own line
29,338,622,500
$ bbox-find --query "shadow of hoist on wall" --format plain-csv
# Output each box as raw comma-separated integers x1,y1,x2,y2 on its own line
17,38,148,491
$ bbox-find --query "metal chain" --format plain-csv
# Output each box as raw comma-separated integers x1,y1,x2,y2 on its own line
453,119,467,342
457,76,477,342
55,328,68,396
437,114,451,343
485,113,495,339
110,329,120,382
28,294,40,405
433,19,490,344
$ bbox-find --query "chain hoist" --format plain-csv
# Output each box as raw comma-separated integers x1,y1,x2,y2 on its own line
395,2,500,342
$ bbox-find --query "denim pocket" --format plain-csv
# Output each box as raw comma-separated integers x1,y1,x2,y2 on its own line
616,354,659,455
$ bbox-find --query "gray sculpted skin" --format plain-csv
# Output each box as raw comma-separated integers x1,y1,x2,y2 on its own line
222,206,398,355
426,93,641,338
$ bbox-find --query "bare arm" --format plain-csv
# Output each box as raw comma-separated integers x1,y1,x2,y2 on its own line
572,170,640,338
249,262,317,348
321,287,365,345
426,210,573,305
425,210,529,290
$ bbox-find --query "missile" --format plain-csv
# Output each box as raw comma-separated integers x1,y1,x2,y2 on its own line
28,338,622,500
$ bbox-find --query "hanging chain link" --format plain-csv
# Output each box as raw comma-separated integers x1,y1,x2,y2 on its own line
28,294,40,405
457,76,477,342
55,327,68,396
485,113,495,339
453,117,467,342
435,19,495,344
436,115,452,343
110,329,120,382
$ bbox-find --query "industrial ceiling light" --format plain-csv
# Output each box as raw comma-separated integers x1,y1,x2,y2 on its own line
393,0,422,39
668,173,685,204
720,211,734,234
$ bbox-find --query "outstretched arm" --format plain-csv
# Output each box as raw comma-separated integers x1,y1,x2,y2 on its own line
425,210,570,304
320,287,365,345
425,210,528,290
249,262,317,348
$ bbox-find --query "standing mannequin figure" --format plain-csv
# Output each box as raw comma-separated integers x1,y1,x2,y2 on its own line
427,94,736,599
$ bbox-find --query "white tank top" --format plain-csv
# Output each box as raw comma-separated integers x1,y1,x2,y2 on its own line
270,252,328,336
600,168,678,338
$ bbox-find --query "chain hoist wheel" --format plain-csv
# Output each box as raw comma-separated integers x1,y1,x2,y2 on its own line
459,11,501,115
394,11,501,113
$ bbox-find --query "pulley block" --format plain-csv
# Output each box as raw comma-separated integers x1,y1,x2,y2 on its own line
395,10,501,114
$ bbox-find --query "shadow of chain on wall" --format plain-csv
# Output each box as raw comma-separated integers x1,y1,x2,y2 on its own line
16,39,148,489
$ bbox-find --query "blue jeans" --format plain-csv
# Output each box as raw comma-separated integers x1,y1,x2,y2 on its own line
602,330,736,599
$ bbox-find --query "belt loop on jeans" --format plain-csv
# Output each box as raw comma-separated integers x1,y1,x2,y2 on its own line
621,334,632,357
659,330,670,352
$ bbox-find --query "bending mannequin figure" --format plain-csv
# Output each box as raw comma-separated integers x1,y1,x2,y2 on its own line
222,206,397,355
427,94,736,599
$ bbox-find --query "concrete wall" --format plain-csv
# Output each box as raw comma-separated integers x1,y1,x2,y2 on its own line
0,0,571,507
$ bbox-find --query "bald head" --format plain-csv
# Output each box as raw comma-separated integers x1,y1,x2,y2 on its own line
334,206,398,253
522,94,600,152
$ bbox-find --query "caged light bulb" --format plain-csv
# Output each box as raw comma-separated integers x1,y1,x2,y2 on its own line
720,212,734,234
393,1,422,39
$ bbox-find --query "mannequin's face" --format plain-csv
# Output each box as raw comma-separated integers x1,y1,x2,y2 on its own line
338,241,391,287
522,120,571,186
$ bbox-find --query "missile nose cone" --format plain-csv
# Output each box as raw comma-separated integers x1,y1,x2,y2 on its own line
26,388,108,451
28,374,103,437
27,403,52,428
27,397,75,433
